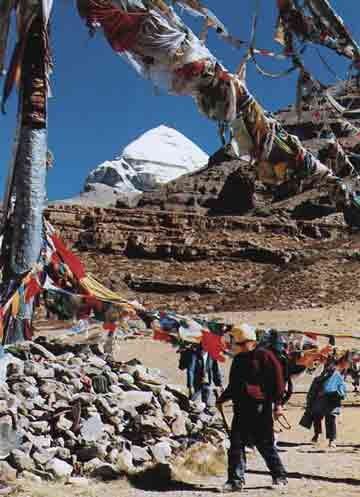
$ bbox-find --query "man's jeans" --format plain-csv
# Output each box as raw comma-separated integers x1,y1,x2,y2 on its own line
228,410,286,483
314,414,337,440
191,384,215,407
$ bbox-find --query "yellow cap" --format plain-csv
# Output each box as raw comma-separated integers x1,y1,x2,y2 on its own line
230,323,257,343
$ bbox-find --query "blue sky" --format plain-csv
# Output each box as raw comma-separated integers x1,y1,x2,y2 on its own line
1,0,359,200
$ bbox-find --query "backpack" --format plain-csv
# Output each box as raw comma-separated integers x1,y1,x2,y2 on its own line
179,349,193,370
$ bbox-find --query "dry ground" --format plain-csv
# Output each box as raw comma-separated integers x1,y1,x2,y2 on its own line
15,304,360,496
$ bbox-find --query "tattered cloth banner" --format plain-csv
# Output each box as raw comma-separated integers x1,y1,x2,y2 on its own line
45,221,139,307
150,313,228,362
51,234,86,280
0,221,141,344
2,224,359,361
276,0,360,61
151,314,360,364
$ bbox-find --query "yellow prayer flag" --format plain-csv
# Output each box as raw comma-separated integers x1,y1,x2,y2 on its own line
11,291,20,318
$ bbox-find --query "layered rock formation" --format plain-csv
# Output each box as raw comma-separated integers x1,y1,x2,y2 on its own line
45,199,359,315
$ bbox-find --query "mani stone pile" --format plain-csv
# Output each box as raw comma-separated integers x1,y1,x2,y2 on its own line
0,340,225,483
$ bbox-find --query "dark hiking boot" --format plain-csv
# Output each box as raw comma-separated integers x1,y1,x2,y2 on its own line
220,480,244,492
272,477,288,488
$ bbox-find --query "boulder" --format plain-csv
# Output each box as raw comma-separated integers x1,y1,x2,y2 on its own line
56,448,71,461
83,458,120,480
56,416,73,432
116,448,134,473
46,458,73,479
20,470,42,482
171,415,187,437
163,401,181,419
0,422,22,459
25,434,52,450
9,449,34,471
39,382,58,396
117,391,153,413
133,367,165,385
131,445,151,463
108,448,119,464
30,421,50,435
76,447,99,463
140,415,171,436
81,414,104,442
151,442,172,464
0,461,16,482
96,398,118,417
32,449,57,466
83,458,104,473
117,374,135,387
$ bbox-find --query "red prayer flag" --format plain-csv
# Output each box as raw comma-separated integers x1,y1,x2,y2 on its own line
103,322,116,333
51,235,86,280
202,330,226,363
25,277,42,303
153,329,173,343
83,0,147,53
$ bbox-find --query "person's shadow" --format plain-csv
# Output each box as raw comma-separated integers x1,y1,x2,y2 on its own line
248,469,360,486
277,441,313,448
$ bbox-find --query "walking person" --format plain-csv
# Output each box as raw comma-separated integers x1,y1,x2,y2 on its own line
216,324,287,492
310,353,349,448
345,355,360,393
179,343,223,411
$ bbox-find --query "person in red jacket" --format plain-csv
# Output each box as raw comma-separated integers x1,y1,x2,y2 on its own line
216,324,287,492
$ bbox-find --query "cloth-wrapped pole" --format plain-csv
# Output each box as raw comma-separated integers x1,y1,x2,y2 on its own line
10,127,47,275
1,4,51,343
0,0,15,75
7,10,49,276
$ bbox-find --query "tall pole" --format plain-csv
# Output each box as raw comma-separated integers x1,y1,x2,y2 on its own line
1,4,50,343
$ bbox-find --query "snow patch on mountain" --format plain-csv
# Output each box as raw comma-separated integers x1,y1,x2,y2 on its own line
85,125,209,197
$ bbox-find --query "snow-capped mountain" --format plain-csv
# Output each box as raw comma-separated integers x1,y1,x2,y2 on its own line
55,125,208,207
66,125,208,206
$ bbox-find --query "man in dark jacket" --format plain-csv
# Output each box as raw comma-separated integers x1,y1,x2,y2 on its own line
216,324,287,492
179,344,223,408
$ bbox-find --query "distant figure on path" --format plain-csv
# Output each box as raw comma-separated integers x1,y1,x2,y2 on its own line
302,353,349,448
179,343,223,411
